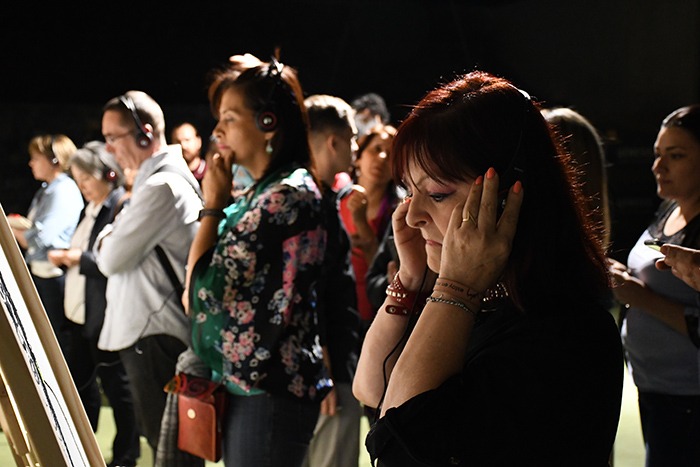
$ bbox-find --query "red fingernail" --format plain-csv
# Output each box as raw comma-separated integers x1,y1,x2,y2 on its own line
474,176,483,185
513,180,522,194
486,167,496,179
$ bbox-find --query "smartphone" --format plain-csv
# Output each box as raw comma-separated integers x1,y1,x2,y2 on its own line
644,238,664,251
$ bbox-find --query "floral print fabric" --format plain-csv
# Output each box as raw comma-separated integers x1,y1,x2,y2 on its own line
191,167,331,401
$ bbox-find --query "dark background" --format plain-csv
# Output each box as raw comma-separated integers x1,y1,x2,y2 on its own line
1,0,698,261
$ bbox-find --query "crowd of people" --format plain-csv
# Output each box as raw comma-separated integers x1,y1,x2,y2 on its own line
6,51,700,467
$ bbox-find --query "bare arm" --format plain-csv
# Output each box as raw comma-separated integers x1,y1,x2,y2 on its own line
353,293,422,409
346,187,379,262
355,170,524,415
610,258,689,334
184,152,234,313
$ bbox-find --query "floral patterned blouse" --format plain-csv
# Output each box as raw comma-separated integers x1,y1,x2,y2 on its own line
190,166,331,401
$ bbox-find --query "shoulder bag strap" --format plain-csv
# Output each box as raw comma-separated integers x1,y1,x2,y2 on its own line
155,245,185,310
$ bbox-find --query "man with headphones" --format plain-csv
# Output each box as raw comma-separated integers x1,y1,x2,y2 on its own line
95,90,203,458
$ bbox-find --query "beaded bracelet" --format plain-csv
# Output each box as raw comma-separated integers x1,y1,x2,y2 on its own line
426,294,478,318
385,271,430,309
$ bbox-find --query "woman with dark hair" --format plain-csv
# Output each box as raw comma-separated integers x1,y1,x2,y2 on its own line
184,53,330,466
337,124,400,338
542,106,611,249
609,104,700,467
353,71,623,466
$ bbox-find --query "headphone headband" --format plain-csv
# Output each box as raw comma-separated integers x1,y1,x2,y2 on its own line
496,86,532,214
48,135,59,165
119,94,153,147
255,58,286,133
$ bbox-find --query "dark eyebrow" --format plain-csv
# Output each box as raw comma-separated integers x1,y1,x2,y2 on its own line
656,145,686,152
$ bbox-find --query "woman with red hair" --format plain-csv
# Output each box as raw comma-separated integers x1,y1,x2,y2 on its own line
354,71,623,466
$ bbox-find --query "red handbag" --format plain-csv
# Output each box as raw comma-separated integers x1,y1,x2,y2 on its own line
165,373,227,462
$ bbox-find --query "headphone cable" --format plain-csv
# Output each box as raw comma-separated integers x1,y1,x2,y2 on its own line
373,265,429,424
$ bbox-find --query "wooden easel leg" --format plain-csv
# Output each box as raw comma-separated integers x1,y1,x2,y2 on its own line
0,372,38,467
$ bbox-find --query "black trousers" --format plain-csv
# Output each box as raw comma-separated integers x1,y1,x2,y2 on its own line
66,322,140,465
32,273,70,354
119,334,187,454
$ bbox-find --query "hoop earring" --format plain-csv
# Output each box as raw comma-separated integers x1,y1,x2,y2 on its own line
266,139,273,154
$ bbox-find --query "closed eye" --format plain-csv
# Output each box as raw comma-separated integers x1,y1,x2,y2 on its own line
429,192,452,202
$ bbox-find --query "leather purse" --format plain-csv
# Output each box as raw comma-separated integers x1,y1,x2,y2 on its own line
165,372,227,462
177,390,227,461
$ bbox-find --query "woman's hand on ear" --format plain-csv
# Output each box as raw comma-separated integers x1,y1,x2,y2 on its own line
392,197,430,291
440,168,523,292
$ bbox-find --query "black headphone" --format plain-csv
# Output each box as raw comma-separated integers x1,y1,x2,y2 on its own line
119,94,154,148
255,58,285,133
99,156,119,183
49,135,59,165
496,86,532,215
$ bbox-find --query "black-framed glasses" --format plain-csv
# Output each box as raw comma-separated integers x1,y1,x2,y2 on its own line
104,131,134,145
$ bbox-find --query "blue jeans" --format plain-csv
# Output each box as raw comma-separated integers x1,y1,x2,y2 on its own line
223,392,320,467
638,391,700,467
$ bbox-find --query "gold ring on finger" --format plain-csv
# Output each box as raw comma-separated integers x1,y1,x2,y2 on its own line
461,212,477,226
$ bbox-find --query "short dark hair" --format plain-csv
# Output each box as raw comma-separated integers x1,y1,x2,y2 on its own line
351,92,390,123
304,94,355,135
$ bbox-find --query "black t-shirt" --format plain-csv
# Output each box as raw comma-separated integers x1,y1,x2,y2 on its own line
367,301,624,466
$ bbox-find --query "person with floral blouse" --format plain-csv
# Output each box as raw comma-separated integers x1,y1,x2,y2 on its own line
185,53,330,467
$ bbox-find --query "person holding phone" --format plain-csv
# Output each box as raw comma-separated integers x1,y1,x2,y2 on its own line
656,244,700,291
608,104,700,467
353,71,623,466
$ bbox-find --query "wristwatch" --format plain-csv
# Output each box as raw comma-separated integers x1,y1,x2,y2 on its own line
198,208,226,221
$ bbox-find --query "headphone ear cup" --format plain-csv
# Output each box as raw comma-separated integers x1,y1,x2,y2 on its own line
119,95,154,147
104,169,118,182
136,130,153,148
256,109,278,132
